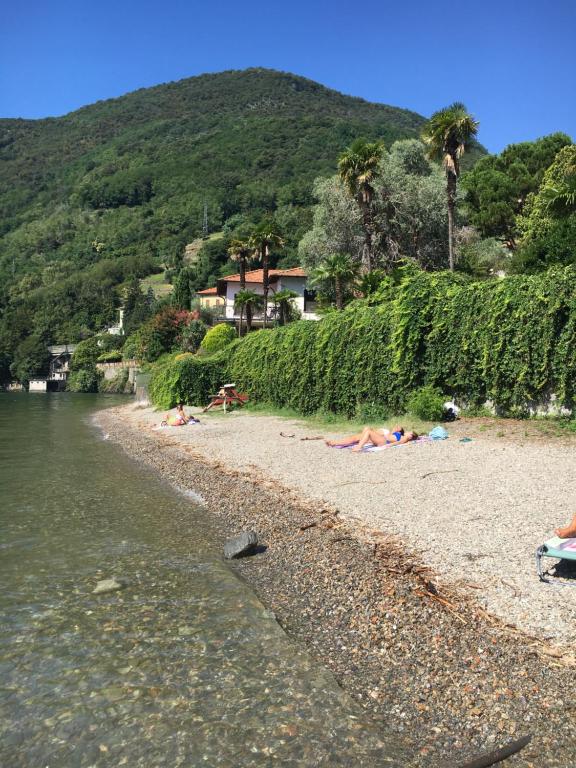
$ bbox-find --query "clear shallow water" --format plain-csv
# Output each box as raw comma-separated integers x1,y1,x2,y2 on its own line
0,394,405,767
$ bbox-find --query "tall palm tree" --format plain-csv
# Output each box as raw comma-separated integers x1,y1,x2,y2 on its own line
338,139,384,274
312,254,359,310
227,238,253,290
421,103,479,271
271,289,298,326
234,290,264,335
248,219,285,327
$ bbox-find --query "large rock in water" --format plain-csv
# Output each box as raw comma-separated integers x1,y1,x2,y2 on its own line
223,531,259,559
92,577,126,595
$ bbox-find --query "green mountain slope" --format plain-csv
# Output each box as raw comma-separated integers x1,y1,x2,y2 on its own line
0,68,485,379
0,68,432,251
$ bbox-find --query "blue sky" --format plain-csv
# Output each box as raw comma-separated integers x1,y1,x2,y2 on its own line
1,0,574,153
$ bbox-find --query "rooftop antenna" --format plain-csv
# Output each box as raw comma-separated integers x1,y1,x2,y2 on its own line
202,201,209,238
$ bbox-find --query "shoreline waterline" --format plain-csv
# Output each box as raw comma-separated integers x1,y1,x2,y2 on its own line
96,403,576,767
1,393,411,768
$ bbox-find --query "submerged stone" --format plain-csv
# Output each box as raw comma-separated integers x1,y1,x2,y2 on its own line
92,578,126,595
223,531,258,559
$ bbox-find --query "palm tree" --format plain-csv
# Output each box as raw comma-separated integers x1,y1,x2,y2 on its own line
312,254,359,310
227,237,253,290
234,290,264,335
544,174,576,217
271,289,298,326
338,139,384,274
248,219,285,327
356,269,386,299
421,103,479,271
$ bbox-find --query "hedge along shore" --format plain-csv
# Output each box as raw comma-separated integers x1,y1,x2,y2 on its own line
150,266,576,417
97,404,576,768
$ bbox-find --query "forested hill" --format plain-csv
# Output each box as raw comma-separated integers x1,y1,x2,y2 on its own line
1,68,431,258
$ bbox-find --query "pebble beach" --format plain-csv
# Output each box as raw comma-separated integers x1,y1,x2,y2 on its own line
96,404,576,767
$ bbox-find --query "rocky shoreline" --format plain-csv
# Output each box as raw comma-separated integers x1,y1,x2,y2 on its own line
96,406,575,768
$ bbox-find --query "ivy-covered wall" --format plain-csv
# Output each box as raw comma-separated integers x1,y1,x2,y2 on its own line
151,267,576,416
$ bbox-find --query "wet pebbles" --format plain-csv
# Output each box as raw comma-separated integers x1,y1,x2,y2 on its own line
98,409,576,768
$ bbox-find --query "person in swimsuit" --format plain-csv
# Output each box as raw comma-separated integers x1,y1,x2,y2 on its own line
164,403,190,426
326,425,418,451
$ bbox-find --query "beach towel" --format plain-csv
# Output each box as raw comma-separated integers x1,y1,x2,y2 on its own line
428,426,449,440
330,436,431,452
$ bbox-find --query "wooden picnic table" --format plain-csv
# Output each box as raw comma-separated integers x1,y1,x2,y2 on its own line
203,384,248,412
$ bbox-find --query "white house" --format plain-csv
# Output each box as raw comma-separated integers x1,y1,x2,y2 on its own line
106,308,125,336
214,267,318,323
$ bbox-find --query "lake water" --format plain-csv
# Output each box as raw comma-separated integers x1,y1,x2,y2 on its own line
0,394,407,767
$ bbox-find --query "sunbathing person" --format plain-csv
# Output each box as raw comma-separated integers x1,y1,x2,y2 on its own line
555,513,576,539
164,403,191,426
326,425,418,451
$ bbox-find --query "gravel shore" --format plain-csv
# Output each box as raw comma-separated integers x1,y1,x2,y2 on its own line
96,404,576,767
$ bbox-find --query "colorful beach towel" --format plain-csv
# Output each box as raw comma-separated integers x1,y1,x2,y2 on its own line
331,435,431,452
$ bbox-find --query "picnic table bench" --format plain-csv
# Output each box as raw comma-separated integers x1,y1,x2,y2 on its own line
203,384,248,412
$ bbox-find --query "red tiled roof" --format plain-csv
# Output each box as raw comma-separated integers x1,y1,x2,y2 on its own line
196,286,219,295
223,267,308,283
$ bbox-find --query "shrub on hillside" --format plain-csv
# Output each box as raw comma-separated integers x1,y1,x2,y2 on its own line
180,319,208,353
406,386,445,421
199,323,237,355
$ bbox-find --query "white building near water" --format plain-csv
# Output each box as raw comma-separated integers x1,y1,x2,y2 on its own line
29,344,77,392
210,267,318,324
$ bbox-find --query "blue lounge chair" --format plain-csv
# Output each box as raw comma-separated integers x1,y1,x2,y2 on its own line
535,536,576,585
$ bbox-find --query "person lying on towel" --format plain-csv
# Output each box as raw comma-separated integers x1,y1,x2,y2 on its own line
325,425,418,452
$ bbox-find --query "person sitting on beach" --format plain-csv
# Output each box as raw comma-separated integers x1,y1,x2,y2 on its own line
164,403,190,426
555,513,576,539
326,425,418,452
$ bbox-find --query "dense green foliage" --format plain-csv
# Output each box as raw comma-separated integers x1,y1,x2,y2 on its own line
122,307,194,362
151,267,576,416
300,140,452,274
68,367,102,393
199,323,237,355
179,319,208,353
406,386,446,421
513,145,576,272
1,69,452,379
149,348,236,409
235,267,576,414
461,133,572,246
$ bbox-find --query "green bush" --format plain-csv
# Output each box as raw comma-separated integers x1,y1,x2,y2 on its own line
406,386,445,421
149,347,234,409
199,323,237,355
70,337,100,371
68,367,102,393
97,350,123,363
